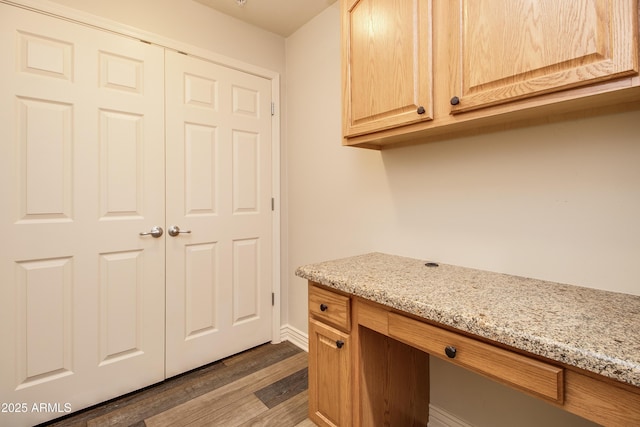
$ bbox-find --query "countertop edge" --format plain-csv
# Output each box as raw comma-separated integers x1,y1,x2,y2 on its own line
295,257,640,388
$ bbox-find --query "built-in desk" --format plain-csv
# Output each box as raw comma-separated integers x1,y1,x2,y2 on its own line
296,253,640,426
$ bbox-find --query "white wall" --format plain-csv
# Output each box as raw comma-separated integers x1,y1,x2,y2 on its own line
286,3,638,426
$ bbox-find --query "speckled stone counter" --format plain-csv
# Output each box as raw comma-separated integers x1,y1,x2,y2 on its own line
295,252,640,388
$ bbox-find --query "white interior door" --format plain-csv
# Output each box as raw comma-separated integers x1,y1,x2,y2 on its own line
0,5,165,426
165,51,273,377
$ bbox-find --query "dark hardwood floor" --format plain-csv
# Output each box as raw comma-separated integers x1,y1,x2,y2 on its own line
38,342,315,427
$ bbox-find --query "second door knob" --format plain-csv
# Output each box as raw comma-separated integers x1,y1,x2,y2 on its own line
168,225,192,237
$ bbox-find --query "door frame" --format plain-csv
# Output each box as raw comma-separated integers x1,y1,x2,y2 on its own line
2,0,283,344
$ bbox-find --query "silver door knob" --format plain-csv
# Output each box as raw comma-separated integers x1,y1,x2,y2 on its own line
139,226,163,238
168,225,192,237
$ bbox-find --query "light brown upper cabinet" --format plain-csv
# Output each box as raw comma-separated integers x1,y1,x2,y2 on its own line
449,0,639,113
342,0,640,149
342,0,433,139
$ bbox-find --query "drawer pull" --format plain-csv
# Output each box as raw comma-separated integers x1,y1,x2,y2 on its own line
320,303,328,312
336,340,345,349
445,346,457,359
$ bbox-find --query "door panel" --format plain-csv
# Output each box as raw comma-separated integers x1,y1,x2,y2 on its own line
16,258,73,386
98,250,145,364
165,51,273,377
0,5,165,426
184,243,218,337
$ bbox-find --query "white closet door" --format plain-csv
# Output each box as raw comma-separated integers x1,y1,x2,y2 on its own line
0,5,165,426
165,51,273,377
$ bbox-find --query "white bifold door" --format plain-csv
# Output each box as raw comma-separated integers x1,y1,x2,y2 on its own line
164,51,273,377
0,4,273,426
0,6,166,426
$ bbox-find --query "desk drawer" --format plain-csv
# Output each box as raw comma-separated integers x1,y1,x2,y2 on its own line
388,312,563,403
309,283,351,332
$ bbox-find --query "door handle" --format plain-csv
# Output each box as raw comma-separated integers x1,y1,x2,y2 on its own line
168,225,192,237
139,226,163,238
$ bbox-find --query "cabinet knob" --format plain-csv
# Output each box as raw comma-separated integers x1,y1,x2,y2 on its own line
417,106,426,115
450,96,460,106
320,303,328,312
445,345,457,358
336,340,345,349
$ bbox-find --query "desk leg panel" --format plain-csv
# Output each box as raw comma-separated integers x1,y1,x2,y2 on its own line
358,326,430,426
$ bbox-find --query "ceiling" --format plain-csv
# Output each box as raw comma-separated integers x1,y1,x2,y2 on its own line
193,0,337,37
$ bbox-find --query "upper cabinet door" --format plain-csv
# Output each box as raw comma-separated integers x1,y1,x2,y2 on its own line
449,0,639,114
343,0,433,138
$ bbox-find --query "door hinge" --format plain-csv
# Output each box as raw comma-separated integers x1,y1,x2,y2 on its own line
271,197,275,211
271,102,275,116
272,292,275,306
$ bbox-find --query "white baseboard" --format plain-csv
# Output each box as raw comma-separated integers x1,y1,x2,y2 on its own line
429,404,473,427
280,324,308,352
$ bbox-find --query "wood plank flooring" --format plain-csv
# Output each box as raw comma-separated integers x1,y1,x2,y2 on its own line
38,342,315,427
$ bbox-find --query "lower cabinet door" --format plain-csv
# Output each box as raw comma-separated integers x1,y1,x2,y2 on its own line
308,318,351,427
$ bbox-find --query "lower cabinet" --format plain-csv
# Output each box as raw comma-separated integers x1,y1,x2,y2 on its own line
308,283,352,426
307,280,640,426
307,283,429,427
308,318,351,427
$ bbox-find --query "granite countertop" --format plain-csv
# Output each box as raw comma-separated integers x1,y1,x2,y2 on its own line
295,252,640,388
